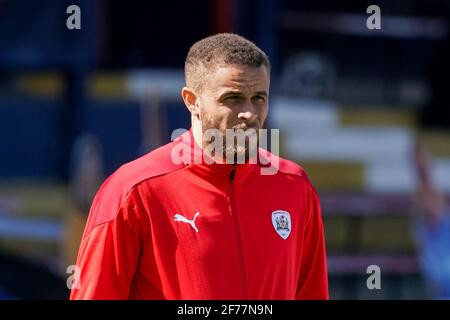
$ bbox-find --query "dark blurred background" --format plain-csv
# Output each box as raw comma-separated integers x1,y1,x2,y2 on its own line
1,0,450,299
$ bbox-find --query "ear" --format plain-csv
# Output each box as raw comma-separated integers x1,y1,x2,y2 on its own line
181,87,200,119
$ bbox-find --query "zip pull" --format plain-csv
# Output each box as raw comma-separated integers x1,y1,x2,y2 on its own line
229,165,236,181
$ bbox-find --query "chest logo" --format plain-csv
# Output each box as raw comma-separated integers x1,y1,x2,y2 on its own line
272,210,291,240
174,211,200,233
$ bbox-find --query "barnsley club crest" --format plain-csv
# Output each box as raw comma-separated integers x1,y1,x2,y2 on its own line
271,210,291,240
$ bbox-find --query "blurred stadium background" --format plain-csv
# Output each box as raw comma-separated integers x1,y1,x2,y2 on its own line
1,0,450,299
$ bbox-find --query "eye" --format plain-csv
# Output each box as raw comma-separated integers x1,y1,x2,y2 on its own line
224,96,241,102
252,95,266,103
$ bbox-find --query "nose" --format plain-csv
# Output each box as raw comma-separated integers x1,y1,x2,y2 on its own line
237,111,257,123
237,100,258,124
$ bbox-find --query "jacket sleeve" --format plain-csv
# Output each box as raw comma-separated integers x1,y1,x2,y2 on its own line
69,191,143,300
296,186,329,300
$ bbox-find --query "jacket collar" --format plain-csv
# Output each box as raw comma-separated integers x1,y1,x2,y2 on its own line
173,128,258,181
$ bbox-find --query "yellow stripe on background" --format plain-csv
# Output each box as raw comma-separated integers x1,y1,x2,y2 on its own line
297,160,365,192
18,72,64,98
340,107,417,127
0,180,66,219
88,73,128,100
417,130,450,157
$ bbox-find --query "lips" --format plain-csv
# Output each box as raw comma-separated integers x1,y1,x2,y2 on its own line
231,125,259,132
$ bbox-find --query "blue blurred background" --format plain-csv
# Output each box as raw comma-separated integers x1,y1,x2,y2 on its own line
1,0,450,299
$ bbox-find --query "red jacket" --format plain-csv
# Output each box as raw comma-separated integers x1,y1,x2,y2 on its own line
70,129,328,300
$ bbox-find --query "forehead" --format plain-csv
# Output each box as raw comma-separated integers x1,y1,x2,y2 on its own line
204,64,269,93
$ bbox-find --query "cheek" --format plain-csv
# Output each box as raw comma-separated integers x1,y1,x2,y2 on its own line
200,104,230,128
220,109,236,128
259,104,269,123
199,97,216,120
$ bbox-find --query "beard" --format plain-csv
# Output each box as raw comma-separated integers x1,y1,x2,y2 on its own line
201,112,261,164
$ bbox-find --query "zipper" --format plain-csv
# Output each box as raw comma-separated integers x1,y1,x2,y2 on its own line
227,164,249,299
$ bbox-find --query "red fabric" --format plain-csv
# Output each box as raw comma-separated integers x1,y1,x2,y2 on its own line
70,129,328,300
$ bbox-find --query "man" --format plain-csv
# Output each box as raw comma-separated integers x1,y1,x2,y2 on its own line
64,134,104,269
412,141,450,299
70,33,328,300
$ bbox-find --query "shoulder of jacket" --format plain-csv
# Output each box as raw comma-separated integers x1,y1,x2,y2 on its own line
82,141,184,238
258,148,315,188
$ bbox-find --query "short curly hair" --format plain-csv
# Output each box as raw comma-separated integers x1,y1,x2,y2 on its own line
185,33,271,92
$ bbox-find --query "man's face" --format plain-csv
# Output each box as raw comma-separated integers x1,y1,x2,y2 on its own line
197,64,270,162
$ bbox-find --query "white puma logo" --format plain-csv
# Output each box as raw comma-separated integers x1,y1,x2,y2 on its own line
174,211,200,233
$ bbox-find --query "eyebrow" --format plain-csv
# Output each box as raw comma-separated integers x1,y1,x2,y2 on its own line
218,90,268,99
254,91,268,97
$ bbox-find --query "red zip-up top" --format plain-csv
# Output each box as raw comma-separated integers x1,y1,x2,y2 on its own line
70,129,328,300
